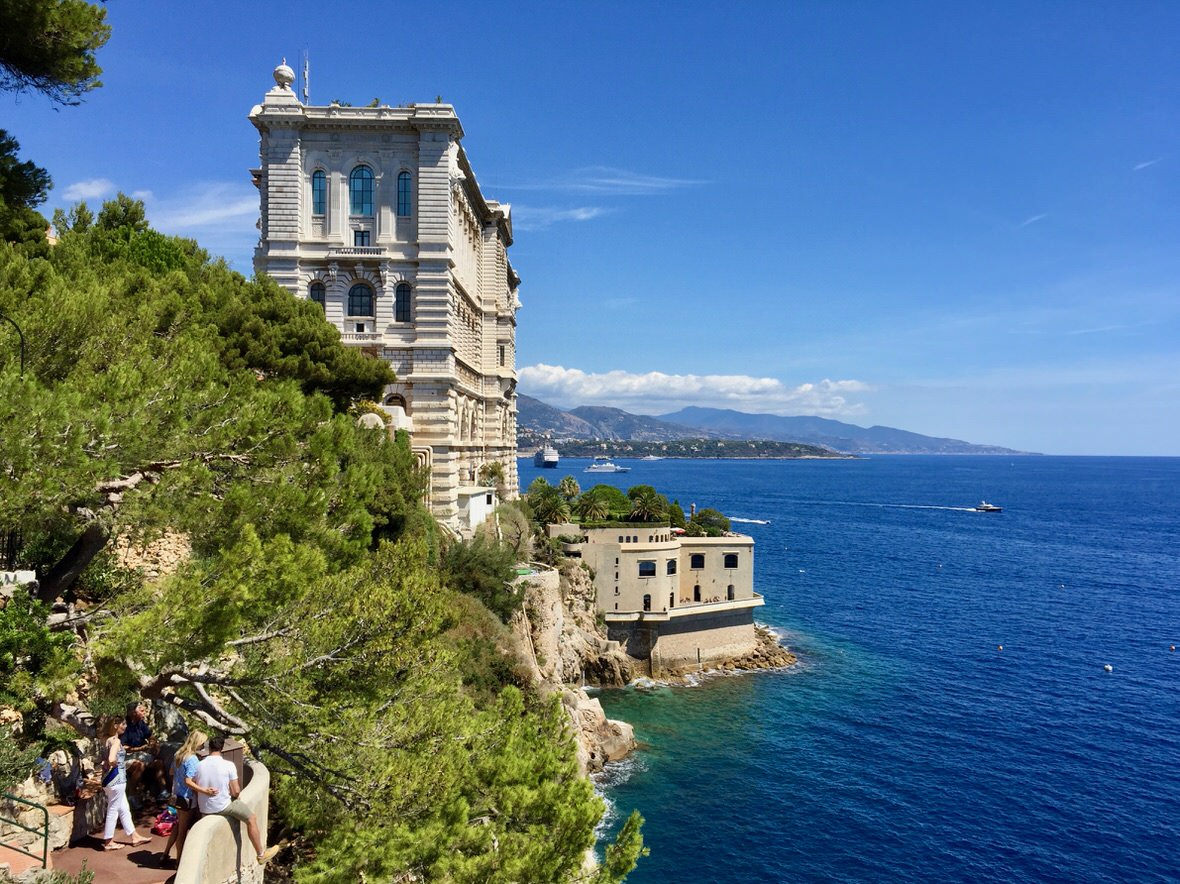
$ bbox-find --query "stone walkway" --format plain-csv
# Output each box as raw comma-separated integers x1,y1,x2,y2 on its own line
49,803,178,884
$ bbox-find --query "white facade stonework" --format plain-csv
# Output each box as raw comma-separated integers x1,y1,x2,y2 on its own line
249,65,519,530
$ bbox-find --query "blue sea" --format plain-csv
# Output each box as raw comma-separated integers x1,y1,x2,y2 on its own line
518,456,1180,883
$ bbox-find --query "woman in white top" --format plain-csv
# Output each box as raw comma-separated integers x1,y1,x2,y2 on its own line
100,717,152,851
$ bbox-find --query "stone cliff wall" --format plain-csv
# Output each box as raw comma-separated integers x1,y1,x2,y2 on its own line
510,562,636,773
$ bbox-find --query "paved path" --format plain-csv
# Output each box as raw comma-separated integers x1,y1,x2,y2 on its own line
51,803,178,884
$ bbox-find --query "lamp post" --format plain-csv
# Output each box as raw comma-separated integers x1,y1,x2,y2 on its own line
0,311,24,376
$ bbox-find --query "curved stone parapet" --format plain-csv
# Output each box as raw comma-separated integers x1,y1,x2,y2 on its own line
175,758,270,884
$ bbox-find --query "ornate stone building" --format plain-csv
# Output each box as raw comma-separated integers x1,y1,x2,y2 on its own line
249,63,519,530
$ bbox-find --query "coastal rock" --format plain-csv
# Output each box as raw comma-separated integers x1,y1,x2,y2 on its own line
509,561,637,772
561,689,635,774
660,625,797,681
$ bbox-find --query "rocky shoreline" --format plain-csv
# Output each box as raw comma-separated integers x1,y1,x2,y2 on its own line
511,562,797,773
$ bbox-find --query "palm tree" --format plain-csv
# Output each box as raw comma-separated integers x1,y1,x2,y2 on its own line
575,492,610,522
531,487,571,525
557,475,581,501
628,487,666,522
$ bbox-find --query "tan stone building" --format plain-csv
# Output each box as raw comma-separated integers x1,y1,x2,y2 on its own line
550,523,764,673
249,62,519,532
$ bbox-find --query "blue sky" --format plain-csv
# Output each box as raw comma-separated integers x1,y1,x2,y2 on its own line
6,2,1179,455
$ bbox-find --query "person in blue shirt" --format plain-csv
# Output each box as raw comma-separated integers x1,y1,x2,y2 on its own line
161,729,211,864
120,702,169,803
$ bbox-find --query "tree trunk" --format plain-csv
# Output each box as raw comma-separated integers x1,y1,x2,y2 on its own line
37,521,109,602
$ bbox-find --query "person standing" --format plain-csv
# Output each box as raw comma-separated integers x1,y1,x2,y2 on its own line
161,729,209,864
100,718,152,851
194,735,265,863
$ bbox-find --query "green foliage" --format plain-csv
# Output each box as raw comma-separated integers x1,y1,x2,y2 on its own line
626,485,667,523
582,484,630,518
0,595,78,710
689,507,731,536
0,725,39,791
0,129,50,254
444,591,526,704
595,811,648,883
667,500,687,529
443,534,520,622
557,474,581,500
47,864,95,884
527,477,572,525
0,0,110,105
0,198,640,879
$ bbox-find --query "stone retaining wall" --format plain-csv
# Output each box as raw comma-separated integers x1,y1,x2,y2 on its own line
174,759,269,884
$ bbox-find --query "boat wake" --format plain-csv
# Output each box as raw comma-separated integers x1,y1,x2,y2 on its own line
730,517,772,524
820,501,979,513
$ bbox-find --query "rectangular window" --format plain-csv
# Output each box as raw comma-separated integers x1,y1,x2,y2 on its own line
354,229,371,247
397,171,412,216
498,345,505,367
311,171,326,215
638,560,656,578
355,322,365,333
690,553,705,570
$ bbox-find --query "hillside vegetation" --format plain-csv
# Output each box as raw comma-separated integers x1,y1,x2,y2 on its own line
0,203,642,882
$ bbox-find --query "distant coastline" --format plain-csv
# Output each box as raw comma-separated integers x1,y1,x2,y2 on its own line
521,439,851,460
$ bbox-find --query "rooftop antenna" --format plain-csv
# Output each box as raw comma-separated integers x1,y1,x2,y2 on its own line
302,50,310,104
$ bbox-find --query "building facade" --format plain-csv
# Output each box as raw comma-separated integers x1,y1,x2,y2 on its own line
249,63,519,530
550,523,764,673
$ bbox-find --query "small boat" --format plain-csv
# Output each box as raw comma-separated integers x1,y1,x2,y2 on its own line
974,501,1002,513
585,457,630,473
640,455,664,461
533,446,559,468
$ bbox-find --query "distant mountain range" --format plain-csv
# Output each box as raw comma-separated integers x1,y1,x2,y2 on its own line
517,396,1032,455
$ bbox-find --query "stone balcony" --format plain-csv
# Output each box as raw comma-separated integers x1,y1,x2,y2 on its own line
327,246,384,258
340,330,382,344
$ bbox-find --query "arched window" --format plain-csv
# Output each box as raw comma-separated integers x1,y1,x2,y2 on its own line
669,592,675,609
395,282,412,322
349,165,374,215
397,170,412,216
727,584,735,601
693,584,701,602
724,553,739,569
690,553,705,569
309,281,325,310
642,594,651,612
666,559,677,575
311,170,327,215
348,283,373,316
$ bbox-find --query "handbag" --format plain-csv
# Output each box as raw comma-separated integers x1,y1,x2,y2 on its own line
101,766,118,787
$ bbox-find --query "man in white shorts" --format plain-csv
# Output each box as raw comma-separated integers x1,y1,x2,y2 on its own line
194,735,265,863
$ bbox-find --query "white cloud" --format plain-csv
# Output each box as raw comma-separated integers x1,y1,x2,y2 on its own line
1133,158,1161,171
509,166,705,196
519,364,870,416
61,178,116,201
512,205,611,231
146,182,258,231
1016,213,1048,229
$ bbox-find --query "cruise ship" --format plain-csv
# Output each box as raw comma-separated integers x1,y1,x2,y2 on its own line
533,446,559,469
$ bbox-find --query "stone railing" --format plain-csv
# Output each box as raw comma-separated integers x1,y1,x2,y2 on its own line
327,246,383,257
175,758,270,884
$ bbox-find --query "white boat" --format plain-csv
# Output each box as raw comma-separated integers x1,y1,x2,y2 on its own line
533,447,559,468
585,457,630,473
640,455,664,461
974,501,1002,513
